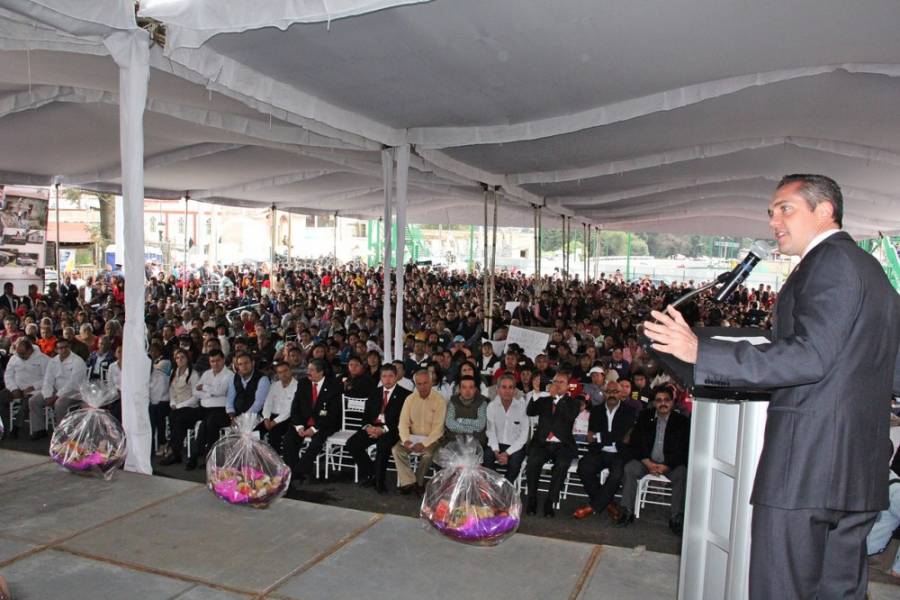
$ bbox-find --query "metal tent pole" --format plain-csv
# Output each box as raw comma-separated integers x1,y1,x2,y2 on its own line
381,149,394,361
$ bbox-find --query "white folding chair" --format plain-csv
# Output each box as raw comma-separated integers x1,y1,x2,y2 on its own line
634,473,673,518
324,395,367,481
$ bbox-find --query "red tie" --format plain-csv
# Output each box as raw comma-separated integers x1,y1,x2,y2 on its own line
307,382,319,427
382,389,390,413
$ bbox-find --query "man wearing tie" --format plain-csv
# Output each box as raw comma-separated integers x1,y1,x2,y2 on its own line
644,174,900,599
525,373,581,517
345,364,410,493
283,358,341,487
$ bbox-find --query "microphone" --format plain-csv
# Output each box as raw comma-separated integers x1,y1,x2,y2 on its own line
713,241,770,302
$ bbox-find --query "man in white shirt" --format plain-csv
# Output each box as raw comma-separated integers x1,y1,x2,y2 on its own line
257,361,297,453
186,349,233,469
36,338,87,438
0,337,49,438
483,374,529,484
573,382,637,522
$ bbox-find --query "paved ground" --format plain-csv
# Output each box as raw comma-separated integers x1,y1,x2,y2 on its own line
1,448,679,600
3,435,899,597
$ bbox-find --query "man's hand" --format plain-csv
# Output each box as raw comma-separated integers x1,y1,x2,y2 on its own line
497,452,509,466
412,442,425,453
227,413,236,423
196,384,204,392
368,426,384,439
642,305,699,364
46,395,57,407
301,428,316,438
403,440,414,450
263,419,275,430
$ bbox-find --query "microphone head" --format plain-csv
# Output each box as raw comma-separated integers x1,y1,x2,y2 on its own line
749,241,771,260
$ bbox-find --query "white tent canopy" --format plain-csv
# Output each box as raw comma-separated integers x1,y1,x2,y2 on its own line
2,0,899,236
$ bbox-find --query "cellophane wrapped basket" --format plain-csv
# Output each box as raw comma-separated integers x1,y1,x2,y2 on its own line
206,413,291,508
49,381,126,479
420,436,521,546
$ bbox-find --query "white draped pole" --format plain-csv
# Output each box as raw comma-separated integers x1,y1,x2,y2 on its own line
381,149,394,361
393,144,410,359
105,29,152,475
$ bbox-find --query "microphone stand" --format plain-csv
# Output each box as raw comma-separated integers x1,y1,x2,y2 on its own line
638,278,723,353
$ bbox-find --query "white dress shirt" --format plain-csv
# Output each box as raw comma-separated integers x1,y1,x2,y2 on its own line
486,395,529,455
149,368,170,405
262,378,297,423
4,350,49,394
42,353,87,399
601,403,620,453
107,361,122,390
801,228,841,259
196,366,233,408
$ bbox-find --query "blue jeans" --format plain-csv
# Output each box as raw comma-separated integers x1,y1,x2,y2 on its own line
866,480,900,574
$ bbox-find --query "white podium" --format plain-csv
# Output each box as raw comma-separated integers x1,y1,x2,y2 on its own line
677,396,768,600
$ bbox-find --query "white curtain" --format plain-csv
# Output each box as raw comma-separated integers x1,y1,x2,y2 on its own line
104,29,153,475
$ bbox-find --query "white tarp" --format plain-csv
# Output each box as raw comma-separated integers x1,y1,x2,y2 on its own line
1,0,900,237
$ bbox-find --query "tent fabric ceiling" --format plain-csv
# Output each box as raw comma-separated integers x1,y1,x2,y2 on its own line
0,0,898,238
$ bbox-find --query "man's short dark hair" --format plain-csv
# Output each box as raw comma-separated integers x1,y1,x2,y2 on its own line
652,385,674,401
458,375,476,386
380,364,398,376
207,349,224,359
308,358,326,374
777,173,843,227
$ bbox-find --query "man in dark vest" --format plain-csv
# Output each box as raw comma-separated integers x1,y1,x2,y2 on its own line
226,353,269,418
283,358,342,487
443,375,488,447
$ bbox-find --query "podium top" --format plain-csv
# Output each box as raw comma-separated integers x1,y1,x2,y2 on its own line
650,326,772,402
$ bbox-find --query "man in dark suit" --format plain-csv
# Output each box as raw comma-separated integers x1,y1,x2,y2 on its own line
283,358,342,487
345,364,410,493
525,373,581,517
616,386,690,533
573,385,637,522
644,174,900,599
0,282,19,314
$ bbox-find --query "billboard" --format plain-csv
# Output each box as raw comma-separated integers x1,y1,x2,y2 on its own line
0,186,49,294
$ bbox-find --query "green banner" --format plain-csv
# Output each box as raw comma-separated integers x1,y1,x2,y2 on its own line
880,236,900,292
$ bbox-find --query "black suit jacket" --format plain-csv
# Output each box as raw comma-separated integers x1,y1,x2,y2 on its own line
289,376,342,436
363,386,411,432
526,394,581,451
0,294,19,313
695,231,900,511
586,402,637,452
628,408,690,469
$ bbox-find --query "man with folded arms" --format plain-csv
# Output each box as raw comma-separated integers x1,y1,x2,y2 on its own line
37,338,86,436
346,364,410,493
0,337,49,438
392,369,446,495
258,361,297,454
187,349,234,469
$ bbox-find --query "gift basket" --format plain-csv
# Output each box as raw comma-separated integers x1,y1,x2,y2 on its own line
206,413,291,508
420,436,521,546
49,381,126,479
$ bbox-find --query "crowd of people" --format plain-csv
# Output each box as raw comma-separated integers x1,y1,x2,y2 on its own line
2,259,784,537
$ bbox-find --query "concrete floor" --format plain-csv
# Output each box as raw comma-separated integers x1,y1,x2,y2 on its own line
1,449,682,599
2,445,898,599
